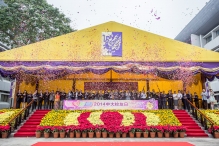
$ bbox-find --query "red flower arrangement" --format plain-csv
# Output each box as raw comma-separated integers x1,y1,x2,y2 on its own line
120,126,129,133
134,125,144,132
51,126,59,133
100,111,123,127
58,126,66,132
156,125,164,133
163,125,172,133
106,125,117,133
94,125,103,132
87,125,96,132
177,126,187,132
77,112,93,127
0,125,10,133
36,125,44,132
43,126,52,133
208,126,219,133
132,112,147,126
149,126,157,132
142,126,150,133
170,126,179,133
129,126,135,133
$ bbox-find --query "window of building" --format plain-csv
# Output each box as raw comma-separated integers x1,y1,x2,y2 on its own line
0,94,9,102
216,30,219,37
206,36,212,43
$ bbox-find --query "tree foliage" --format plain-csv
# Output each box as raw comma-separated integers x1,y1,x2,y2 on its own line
0,0,74,49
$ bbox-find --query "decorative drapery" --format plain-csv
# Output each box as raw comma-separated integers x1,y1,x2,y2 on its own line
205,74,219,81
1,61,219,79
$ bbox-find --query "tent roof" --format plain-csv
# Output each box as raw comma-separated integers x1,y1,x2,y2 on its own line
0,21,219,62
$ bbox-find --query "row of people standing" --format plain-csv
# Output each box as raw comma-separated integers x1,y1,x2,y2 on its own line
16,88,206,110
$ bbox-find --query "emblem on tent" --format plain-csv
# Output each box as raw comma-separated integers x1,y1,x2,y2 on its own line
101,32,122,57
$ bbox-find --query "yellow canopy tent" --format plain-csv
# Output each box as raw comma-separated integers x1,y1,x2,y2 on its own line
0,21,218,101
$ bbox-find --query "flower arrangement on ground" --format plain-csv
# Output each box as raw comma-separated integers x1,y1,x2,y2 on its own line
0,109,22,126
37,109,184,138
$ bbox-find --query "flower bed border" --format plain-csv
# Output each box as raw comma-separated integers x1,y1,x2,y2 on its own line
35,125,186,138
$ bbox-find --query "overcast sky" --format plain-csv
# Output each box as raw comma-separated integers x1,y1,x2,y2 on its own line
47,0,210,39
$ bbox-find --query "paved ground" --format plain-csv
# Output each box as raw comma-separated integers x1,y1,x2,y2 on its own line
0,137,218,146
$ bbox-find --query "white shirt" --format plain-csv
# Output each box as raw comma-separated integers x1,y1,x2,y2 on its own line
141,92,146,99
177,93,183,99
173,94,178,100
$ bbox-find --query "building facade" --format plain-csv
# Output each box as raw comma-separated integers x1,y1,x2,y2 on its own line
175,0,219,52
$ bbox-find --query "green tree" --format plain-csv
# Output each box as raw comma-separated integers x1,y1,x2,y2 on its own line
0,0,74,49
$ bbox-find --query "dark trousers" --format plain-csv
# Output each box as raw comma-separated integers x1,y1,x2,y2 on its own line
32,100,37,111
207,103,211,109
168,99,173,109
38,100,43,109
162,100,167,109
195,101,199,108
158,100,162,109
16,101,21,109
182,98,186,109
185,100,190,111
27,100,32,111
49,100,54,109
202,100,207,109
44,100,49,109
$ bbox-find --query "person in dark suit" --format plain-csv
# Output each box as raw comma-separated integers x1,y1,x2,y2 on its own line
193,92,199,108
16,90,22,109
78,90,83,100
27,91,33,111
157,92,162,109
32,90,38,111
151,90,156,99
49,90,55,109
38,90,44,109
22,90,27,108
133,91,138,100
167,90,173,109
104,90,109,100
186,91,191,111
147,90,152,99
60,90,66,109
161,91,167,109
44,90,50,109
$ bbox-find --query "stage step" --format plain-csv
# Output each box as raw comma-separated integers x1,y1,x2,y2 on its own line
14,110,50,137
173,110,208,137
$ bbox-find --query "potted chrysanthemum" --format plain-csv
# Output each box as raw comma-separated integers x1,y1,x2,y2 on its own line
35,125,43,138
129,126,135,138
149,126,157,138
87,125,95,138
0,125,10,138
101,126,108,138
156,126,164,138
135,126,143,138
51,126,59,138
43,126,51,138
143,126,150,138
58,126,66,138
178,126,187,138
163,125,171,138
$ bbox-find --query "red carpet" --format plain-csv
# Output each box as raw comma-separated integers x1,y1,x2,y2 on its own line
32,142,194,146
173,110,208,137
14,110,50,137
